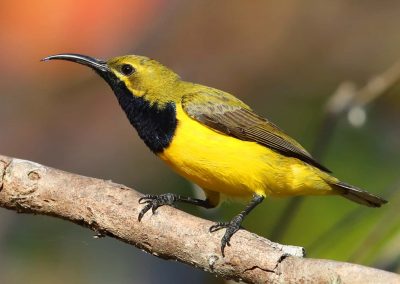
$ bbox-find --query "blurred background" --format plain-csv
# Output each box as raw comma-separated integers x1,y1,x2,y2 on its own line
0,1,399,283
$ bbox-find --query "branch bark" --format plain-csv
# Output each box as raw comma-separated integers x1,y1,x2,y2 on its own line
0,154,398,283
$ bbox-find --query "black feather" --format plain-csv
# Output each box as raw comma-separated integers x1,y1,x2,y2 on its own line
334,181,387,207
101,72,177,153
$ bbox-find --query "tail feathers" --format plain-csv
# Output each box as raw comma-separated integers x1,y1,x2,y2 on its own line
333,181,388,208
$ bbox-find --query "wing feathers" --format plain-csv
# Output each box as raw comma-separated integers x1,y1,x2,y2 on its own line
182,91,330,172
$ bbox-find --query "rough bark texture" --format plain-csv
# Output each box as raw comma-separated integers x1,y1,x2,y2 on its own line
0,154,398,283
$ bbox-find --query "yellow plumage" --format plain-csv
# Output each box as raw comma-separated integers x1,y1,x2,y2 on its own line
160,105,335,199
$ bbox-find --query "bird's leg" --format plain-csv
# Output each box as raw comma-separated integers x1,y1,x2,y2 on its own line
138,193,215,221
209,194,264,256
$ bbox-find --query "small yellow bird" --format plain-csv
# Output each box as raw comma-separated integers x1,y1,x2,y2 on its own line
43,53,387,256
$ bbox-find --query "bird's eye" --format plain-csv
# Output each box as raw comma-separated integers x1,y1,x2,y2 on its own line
121,64,135,76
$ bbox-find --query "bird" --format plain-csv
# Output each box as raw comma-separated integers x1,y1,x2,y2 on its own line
43,53,387,256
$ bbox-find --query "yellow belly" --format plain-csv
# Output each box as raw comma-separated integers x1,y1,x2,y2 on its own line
159,105,335,198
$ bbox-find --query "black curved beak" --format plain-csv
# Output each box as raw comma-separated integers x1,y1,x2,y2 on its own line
42,53,110,73
42,53,124,99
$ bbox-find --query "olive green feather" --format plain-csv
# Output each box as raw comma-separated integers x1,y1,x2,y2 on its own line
182,89,330,172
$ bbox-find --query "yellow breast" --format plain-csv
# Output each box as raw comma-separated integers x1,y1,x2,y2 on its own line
159,104,334,198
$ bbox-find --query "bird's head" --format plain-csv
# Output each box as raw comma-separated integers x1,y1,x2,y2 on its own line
43,53,181,104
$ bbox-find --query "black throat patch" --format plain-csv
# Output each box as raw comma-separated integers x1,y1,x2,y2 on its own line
102,73,177,153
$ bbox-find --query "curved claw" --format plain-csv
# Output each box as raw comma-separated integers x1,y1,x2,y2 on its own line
221,230,235,256
137,193,177,222
138,194,156,204
209,222,229,233
138,203,153,221
209,215,244,257
137,195,162,221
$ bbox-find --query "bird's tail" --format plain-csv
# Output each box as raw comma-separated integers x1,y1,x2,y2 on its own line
333,181,387,207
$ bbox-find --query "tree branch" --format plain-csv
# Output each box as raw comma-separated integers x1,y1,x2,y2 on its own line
0,154,398,283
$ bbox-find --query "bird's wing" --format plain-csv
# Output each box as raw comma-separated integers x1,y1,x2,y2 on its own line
182,90,330,172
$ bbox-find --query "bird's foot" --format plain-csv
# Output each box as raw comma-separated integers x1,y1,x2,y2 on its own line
209,214,244,257
138,193,178,221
